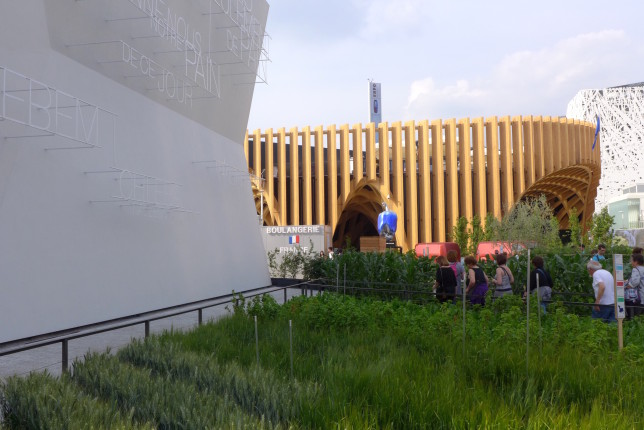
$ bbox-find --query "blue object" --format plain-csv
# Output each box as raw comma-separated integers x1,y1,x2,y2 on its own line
378,210,397,235
592,115,600,150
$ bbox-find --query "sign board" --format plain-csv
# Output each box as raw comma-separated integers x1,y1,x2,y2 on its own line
263,225,332,277
369,81,382,125
614,253,625,351
614,254,625,319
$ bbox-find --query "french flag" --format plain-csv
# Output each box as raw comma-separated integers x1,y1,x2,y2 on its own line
289,235,299,244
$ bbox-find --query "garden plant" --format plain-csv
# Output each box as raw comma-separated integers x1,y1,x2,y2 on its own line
3,288,644,429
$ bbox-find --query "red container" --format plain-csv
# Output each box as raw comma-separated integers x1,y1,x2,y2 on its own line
475,241,525,260
414,242,461,260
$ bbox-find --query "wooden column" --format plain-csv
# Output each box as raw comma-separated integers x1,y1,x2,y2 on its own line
313,126,325,225
365,123,377,181
472,118,487,218
431,120,446,241
573,119,581,164
264,128,274,224
565,119,575,168
252,129,262,178
404,120,419,249
552,118,562,171
391,122,404,202
581,121,593,164
391,122,405,247
417,120,432,243
339,125,351,209
533,117,545,180
378,122,390,193
457,118,473,221
352,123,364,185
289,127,299,225
327,125,338,229
301,126,312,225
560,118,570,168
499,116,514,211
522,116,535,188
277,128,287,225
444,119,459,236
485,116,501,219
511,116,525,199
543,116,554,174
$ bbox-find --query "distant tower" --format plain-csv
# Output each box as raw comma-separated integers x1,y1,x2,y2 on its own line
567,84,644,209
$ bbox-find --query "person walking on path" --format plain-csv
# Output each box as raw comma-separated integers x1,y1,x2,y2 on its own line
525,256,553,314
625,253,644,319
587,260,616,323
465,256,488,306
434,256,458,303
491,253,514,298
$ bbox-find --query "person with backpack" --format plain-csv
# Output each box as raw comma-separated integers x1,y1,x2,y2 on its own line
434,256,458,303
524,256,553,314
592,244,607,262
491,253,514,298
465,256,488,306
625,253,644,319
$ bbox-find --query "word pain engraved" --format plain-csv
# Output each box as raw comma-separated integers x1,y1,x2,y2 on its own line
123,0,263,102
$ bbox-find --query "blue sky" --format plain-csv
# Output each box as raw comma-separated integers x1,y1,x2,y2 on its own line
247,0,644,131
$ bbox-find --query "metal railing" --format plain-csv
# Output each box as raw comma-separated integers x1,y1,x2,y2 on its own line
629,220,644,229
0,281,322,374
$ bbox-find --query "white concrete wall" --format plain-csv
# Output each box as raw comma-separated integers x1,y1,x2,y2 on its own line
0,0,271,343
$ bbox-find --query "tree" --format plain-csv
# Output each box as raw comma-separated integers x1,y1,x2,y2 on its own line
588,207,615,248
492,195,561,248
450,216,470,255
484,212,499,241
469,215,485,255
568,207,581,248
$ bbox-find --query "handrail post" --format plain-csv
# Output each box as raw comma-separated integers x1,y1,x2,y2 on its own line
198,309,203,326
62,339,68,374
284,287,287,304
145,321,150,338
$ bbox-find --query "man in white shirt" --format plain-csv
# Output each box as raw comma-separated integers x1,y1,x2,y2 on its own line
587,260,616,322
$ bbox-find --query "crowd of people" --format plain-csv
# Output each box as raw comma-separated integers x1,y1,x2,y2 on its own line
430,245,644,324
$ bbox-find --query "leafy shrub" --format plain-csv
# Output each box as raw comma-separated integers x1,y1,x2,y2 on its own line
227,292,280,318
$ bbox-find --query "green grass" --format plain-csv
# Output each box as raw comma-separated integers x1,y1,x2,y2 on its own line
0,371,152,429
3,293,644,428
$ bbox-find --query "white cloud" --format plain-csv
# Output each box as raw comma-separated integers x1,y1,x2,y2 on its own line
403,30,641,120
407,78,486,106
494,30,629,91
354,0,430,39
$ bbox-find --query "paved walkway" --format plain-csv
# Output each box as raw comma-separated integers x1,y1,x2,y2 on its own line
1,288,308,380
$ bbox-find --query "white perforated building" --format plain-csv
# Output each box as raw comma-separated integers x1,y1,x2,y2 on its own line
566,84,644,210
